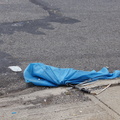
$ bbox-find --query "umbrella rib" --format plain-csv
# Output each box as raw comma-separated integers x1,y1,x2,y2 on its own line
49,67,59,84
40,65,58,85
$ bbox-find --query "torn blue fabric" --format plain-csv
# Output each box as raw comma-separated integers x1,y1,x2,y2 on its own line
24,63,120,86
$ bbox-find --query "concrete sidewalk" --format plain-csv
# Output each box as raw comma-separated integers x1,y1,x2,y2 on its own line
89,85,120,120
0,85,120,120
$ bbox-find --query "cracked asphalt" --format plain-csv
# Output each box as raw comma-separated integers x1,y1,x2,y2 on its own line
0,0,120,95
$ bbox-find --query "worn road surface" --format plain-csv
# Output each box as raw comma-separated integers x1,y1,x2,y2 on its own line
0,1,120,119
0,0,120,94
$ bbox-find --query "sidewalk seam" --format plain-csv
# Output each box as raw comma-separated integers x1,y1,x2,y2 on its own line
87,94,120,120
94,95,120,117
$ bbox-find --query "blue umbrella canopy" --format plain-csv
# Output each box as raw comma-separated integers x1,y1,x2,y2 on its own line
24,63,120,86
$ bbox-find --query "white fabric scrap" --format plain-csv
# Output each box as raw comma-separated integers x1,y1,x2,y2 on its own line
8,66,22,72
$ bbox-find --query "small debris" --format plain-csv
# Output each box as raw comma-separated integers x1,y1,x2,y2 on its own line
8,66,22,72
66,87,73,90
44,99,46,102
95,84,111,95
12,112,16,114
11,22,24,27
71,114,77,116
65,91,71,95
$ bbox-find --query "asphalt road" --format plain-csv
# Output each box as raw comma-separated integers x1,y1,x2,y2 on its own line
0,0,120,94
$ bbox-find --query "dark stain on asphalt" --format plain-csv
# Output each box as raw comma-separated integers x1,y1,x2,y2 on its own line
0,20,53,35
0,0,80,35
0,51,20,73
29,0,80,24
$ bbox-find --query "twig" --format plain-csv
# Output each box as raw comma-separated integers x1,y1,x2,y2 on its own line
93,84,111,95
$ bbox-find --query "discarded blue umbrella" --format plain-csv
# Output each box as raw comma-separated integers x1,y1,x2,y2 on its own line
24,63,120,87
